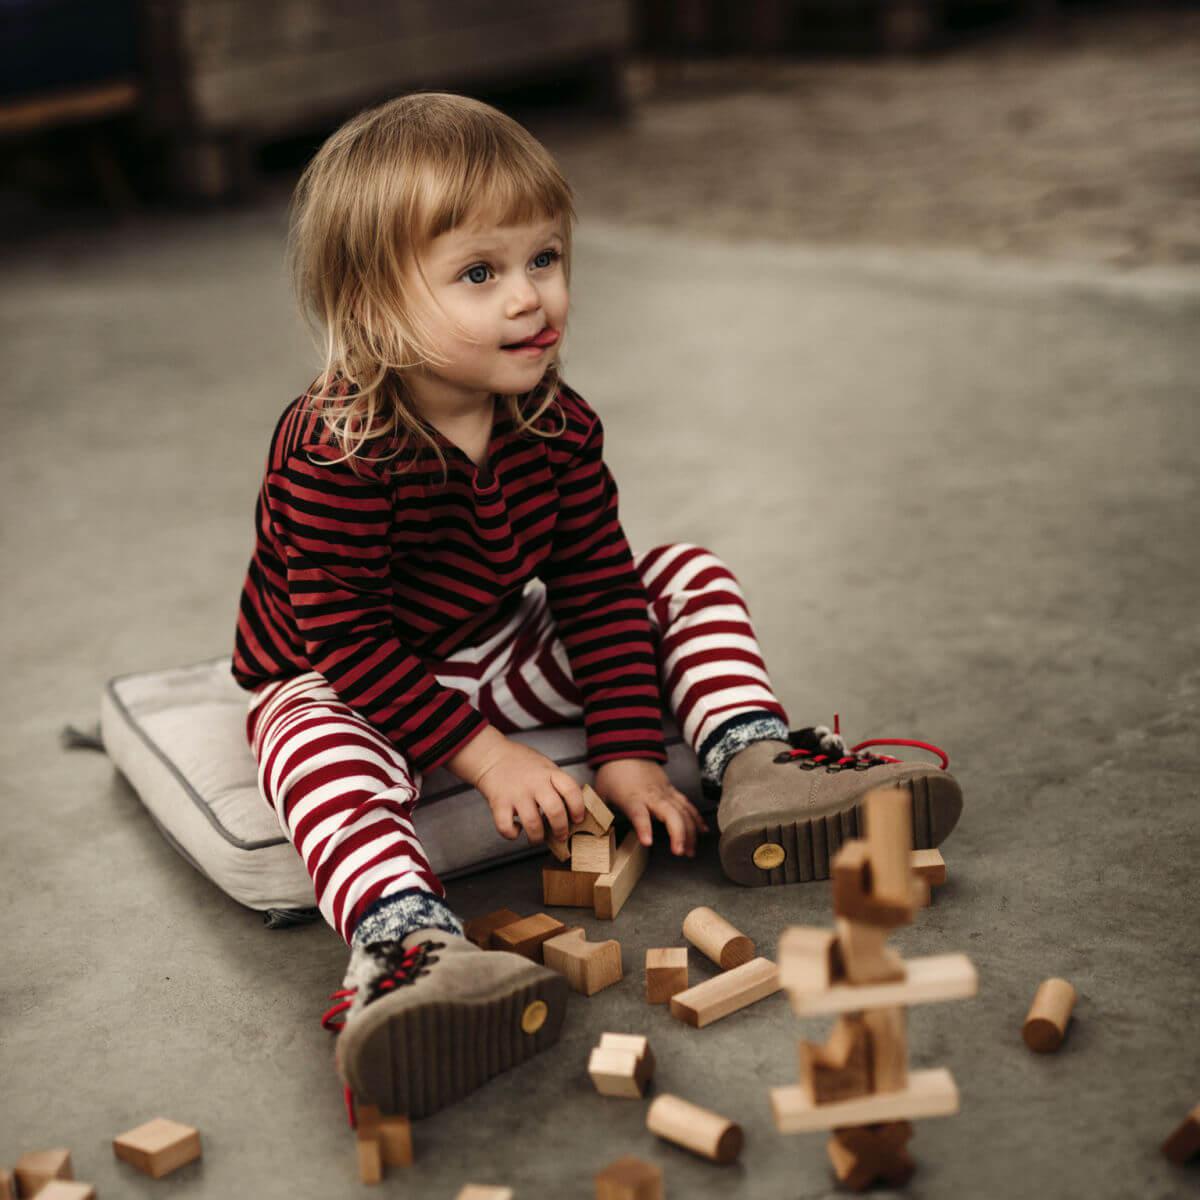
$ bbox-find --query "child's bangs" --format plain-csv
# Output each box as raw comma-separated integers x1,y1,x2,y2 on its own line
413,144,572,246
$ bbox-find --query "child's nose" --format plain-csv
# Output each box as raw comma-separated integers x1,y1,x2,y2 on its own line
505,276,541,316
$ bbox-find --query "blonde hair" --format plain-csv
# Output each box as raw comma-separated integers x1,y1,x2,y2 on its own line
287,91,576,481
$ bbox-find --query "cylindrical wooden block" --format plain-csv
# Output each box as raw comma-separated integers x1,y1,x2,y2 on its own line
1022,977,1077,1052
646,1094,743,1164
682,906,754,970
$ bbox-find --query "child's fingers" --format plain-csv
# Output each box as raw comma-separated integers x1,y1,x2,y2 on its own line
550,771,587,825
493,803,521,841
658,803,690,857
678,793,710,833
630,805,654,848
536,786,572,842
515,797,545,845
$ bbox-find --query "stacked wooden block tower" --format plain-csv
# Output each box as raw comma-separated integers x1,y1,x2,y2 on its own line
770,786,978,1191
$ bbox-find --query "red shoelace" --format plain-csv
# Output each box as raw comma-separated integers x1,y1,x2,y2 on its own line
775,715,951,772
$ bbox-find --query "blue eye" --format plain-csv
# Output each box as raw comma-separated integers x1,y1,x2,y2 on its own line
533,249,561,269
463,264,491,285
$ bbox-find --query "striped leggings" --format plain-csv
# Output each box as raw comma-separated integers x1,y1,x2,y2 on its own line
246,543,789,942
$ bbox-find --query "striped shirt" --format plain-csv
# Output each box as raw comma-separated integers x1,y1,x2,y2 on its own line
231,380,667,772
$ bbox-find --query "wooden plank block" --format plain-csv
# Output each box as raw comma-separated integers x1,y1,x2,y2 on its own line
595,1156,663,1200
864,786,914,905
828,1122,915,1189
542,865,598,907
30,1185,94,1200
594,830,649,920
682,905,755,969
14,1150,73,1196
464,908,523,949
572,827,616,873
787,954,977,1016
113,1117,201,1179
1162,1101,1200,1165
356,1130,382,1184
778,926,840,994
646,1094,743,1164
543,927,623,996
669,957,780,1028
772,1068,959,1132
491,913,567,961
800,1014,873,1104
645,947,688,1004
835,917,905,984
910,848,946,886
546,834,571,862
1023,977,1077,1052
578,784,617,836
863,1006,908,1093
357,1106,413,1167
455,1186,514,1200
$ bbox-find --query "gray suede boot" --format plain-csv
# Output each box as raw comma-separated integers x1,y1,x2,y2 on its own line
716,734,963,887
327,929,567,1119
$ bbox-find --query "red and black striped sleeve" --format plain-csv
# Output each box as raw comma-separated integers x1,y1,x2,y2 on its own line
271,441,491,771
540,396,667,769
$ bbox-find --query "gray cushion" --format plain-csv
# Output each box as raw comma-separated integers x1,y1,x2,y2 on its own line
100,657,705,916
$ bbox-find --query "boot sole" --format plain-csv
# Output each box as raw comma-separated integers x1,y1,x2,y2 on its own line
338,966,568,1119
718,773,962,887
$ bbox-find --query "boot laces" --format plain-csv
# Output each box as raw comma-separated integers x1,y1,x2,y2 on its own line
319,939,444,1034
773,715,950,773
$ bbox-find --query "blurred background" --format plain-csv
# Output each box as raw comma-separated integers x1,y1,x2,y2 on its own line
2,0,1198,266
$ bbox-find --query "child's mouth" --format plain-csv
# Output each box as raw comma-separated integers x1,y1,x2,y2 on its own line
502,327,559,353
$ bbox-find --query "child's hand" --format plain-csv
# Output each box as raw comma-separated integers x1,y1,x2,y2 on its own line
473,737,587,845
592,759,709,857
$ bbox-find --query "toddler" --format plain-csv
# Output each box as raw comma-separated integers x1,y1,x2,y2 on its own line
231,92,962,1120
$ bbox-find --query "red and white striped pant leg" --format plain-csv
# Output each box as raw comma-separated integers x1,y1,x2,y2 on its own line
637,542,790,753
246,674,442,944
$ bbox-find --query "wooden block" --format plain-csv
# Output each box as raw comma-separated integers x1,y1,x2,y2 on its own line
835,917,905,985
594,830,649,920
778,926,841,995
543,864,598,907
572,828,617,874
15,1149,73,1196
682,905,755,969
547,834,571,862
772,1068,960,1133
357,1130,383,1185
864,786,914,905
800,1014,873,1104
646,1093,743,1164
831,840,917,929
31,1185,94,1200
670,956,780,1028
645,947,689,1004
577,783,616,837
456,1187,515,1200
827,1122,915,1190
910,848,946,886
787,954,977,1016
863,1006,909,1093
491,912,567,961
0,1170,11,1200
1023,977,1077,1052
543,927,623,996
1162,1102,1200,1165
113,1117,202,1180
588,1035,654,1098
357,1105,413,1167
464,908,523,949
594,1155,663,1200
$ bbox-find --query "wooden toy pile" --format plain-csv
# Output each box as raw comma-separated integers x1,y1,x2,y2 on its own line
770,786,978,1190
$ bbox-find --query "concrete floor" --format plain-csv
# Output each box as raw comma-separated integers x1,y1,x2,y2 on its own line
2,203,1198,1199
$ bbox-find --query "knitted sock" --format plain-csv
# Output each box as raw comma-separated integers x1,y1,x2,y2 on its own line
350,887,465,949
697,710,791,798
